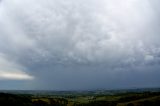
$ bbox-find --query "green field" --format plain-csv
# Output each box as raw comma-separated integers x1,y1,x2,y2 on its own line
0,88,160,106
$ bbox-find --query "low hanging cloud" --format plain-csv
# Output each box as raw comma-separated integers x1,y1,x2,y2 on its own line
0,54,34,80
0,0,160,90
1,0,160,65
0,71,34,80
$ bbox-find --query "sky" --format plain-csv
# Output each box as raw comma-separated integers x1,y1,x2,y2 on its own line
0,0,160,90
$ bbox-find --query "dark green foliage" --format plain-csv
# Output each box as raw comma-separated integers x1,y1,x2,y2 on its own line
118,92,160,102
0,91,160,106
33,100,48,106
138,100,160,106
127,103,134,106
0,93,68,106
0,93,32,106
74,101,117,106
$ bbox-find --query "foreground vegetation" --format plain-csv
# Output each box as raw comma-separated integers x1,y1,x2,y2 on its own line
0,90,160,106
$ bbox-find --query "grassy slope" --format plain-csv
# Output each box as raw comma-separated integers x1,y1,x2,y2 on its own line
0,90,160,106
117,96,160,106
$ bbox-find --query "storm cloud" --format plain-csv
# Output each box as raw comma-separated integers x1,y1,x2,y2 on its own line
0,0,160,90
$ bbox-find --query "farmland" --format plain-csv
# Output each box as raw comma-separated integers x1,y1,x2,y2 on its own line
0,88,160,106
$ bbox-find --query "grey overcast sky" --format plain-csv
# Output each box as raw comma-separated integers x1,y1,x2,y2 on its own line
0,0,160,90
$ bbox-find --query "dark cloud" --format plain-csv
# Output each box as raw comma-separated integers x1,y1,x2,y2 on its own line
0,0,160,90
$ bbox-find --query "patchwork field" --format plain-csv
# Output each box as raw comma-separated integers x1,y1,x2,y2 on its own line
0,88,160,106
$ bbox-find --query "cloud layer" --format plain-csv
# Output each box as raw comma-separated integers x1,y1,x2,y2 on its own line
0,0,160,90
0,54,34,80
